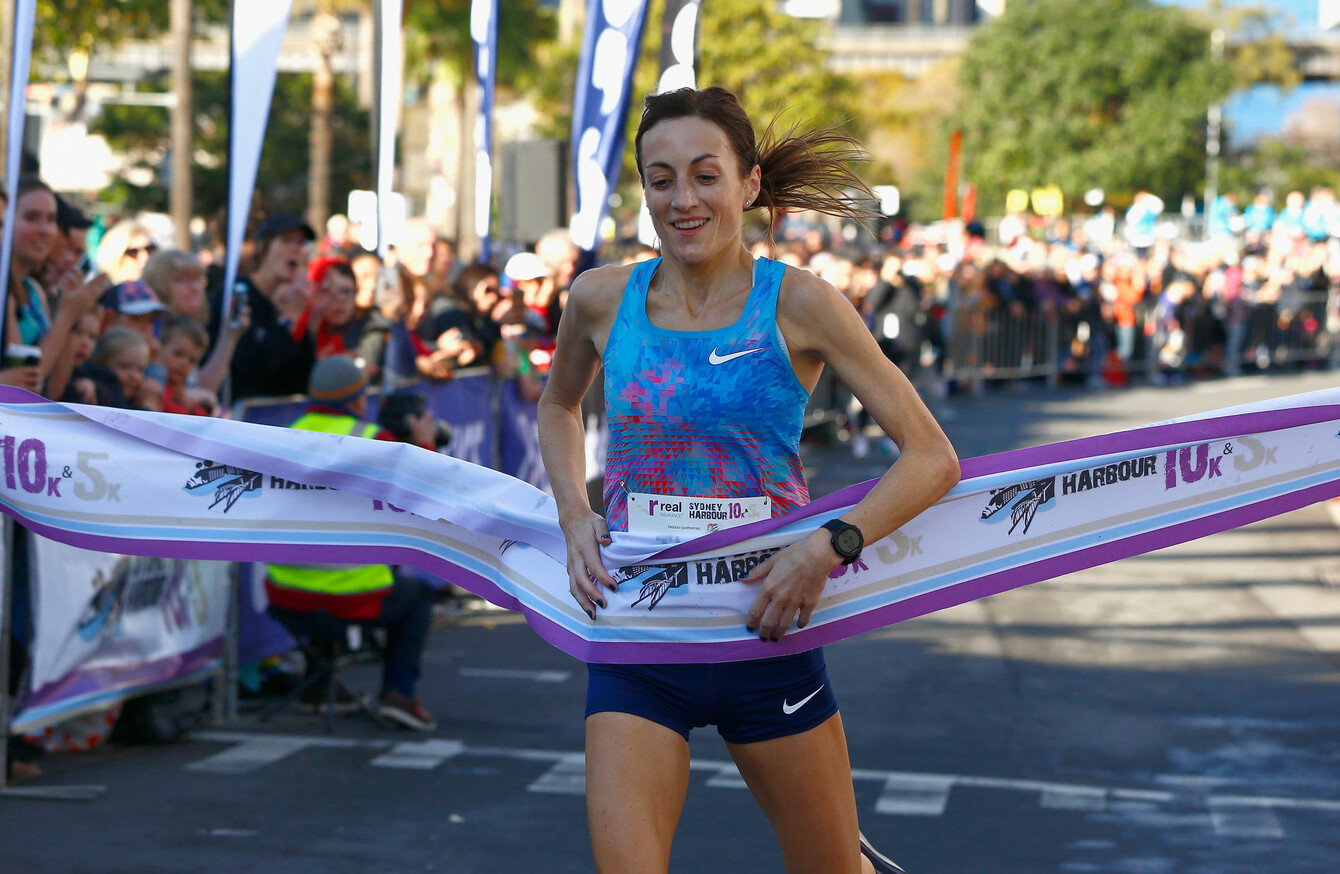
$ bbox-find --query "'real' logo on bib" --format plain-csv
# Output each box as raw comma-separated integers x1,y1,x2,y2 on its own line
981,477,1055,536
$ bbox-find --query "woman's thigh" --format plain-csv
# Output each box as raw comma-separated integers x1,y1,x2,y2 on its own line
585,711,692,874
726,712,866,874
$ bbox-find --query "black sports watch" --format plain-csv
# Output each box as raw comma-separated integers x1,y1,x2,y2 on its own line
820,519,864,565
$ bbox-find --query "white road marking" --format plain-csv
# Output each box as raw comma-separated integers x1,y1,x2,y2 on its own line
187,729,1340,838
1041,785,1107,811
458,667,572,683
186,733,377,774
527,754,586,794
875,774,956,816
1208,797,1286,838
706,763,748,789
371,739,465,770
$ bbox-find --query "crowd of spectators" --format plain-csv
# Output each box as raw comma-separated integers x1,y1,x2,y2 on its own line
5,178,1337,441
1,179,593,421
757,187,1339,408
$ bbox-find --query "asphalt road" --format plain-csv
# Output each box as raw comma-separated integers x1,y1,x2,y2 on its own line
4,371,1340,874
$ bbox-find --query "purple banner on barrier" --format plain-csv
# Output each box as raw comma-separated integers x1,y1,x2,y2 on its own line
499,380,548,490
420,374,497,470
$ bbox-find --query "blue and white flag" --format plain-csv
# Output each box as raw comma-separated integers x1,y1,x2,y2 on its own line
0,0,38,324
221,0,295,325
374,0,403,258
638,0,701,247
471,0,499,262
568,0,651,254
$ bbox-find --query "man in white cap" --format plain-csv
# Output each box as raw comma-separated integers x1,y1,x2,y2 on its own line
265,357,439,731
504,250,560,337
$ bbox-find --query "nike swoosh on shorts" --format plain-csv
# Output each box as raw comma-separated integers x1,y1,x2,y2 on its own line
781,684,825,715
708,347,765,365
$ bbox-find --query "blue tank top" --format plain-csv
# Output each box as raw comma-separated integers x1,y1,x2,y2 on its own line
603,256,810,533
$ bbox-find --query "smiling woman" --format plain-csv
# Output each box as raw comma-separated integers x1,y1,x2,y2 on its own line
537,86,959,874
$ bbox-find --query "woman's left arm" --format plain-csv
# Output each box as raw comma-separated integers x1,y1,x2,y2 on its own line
743,269,961,641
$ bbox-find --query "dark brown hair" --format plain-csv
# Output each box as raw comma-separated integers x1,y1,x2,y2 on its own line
634,87,875,231
160,313,209,350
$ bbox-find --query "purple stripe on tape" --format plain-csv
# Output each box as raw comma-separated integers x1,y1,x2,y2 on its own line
651,402,1340,561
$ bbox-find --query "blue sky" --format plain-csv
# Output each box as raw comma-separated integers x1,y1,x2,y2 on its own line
1159,0,1321,34
1158,0,1339,145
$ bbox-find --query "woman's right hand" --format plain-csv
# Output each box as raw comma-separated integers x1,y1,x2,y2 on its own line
0,366,42,393
561,511,616,619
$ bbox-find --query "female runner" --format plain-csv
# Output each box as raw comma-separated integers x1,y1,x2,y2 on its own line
538,87,960,873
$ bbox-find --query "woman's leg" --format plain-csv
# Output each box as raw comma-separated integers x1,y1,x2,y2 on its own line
726,712,875,874
585,711,692,874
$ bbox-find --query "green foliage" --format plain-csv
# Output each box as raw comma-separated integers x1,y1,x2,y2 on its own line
1222,138,1340,199
32,0,230,70
528,0,865,233
90,70,370,220
403,0,556,87
698,0,861,133
953,0,1232,215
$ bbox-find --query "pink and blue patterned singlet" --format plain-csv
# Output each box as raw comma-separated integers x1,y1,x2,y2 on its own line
602,256,810,532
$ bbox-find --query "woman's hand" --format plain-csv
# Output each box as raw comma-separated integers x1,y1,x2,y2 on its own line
0,365,42,393
67,273,112,318
742,530,840,641
561,510,616,619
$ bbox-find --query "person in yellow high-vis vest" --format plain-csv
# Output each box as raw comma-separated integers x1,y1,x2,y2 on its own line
266,356,438,731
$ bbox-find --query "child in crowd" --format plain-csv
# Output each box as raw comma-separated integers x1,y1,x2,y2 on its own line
159,316,215,416
59,310,104,405
90,327,153,410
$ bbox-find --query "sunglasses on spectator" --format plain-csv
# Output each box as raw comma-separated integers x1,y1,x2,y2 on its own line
125,244,159,259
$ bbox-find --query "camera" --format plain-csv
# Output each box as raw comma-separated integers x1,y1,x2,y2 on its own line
228,282,248,329
5,343,41,368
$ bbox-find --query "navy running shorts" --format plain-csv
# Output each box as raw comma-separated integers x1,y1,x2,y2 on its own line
585,648,838,745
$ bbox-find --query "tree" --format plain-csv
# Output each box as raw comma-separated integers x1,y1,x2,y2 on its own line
401,0,555,252
91,70,371,230
527,0,865,238
295,0,367,235
953,0,1232,214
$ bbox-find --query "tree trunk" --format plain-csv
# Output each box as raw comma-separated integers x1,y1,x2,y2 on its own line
170,0,194,249
308,11,342,237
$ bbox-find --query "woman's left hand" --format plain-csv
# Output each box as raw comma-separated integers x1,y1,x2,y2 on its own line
742,530,839,641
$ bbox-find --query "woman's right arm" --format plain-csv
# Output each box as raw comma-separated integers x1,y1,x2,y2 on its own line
537,268,622,618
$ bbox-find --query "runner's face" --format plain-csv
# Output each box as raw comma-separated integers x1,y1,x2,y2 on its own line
641,117,759,268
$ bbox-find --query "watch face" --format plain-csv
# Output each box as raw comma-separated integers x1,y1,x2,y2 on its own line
835,527,862,556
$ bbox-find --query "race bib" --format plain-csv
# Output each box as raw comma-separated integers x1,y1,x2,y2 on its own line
626,492,771,537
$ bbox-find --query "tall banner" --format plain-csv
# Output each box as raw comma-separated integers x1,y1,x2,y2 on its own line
0,0,38,323
373,0,403,258
0,387,1336,665
13,544,230,733
569,0,651,254
221,0,295,325
471,0,499,263
637,0,701,247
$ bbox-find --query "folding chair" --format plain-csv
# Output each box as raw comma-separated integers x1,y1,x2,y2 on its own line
260,605,384,733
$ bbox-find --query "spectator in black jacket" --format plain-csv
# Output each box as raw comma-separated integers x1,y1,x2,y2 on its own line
210,213,318,401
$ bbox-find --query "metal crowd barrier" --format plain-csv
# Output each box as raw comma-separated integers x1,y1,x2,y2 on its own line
940,290,1339,389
